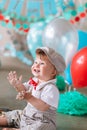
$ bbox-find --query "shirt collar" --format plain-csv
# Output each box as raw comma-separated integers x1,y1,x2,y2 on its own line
36,78,56,90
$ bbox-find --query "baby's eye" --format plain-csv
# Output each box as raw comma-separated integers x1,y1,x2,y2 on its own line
40,62,45,65
34,61,38,64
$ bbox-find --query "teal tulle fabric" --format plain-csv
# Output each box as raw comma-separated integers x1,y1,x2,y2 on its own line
57,91,87,116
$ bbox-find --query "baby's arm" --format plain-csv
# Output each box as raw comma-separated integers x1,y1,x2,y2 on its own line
27,94,50,111
7,71,26,92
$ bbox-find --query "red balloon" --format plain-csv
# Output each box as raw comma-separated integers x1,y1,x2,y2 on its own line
70,47,87,88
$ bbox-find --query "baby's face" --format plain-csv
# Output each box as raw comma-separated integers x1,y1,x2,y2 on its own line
31,55,56,82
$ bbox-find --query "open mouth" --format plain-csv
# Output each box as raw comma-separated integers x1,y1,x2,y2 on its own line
34,69,40,73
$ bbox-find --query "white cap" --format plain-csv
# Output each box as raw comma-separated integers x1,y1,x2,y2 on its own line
36,47,66,74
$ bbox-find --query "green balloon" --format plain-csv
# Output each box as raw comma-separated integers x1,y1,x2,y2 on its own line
56,75,66,91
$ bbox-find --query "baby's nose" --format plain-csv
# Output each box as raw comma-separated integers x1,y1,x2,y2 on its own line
36,63,40,67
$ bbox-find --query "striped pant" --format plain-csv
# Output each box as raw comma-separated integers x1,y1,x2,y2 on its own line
5,109,57,130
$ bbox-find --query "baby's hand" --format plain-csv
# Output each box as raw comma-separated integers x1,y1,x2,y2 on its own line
16,91,31,100
16,91,26,100
7,71,26,92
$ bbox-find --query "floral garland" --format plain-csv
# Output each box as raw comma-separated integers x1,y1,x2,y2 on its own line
0,1,87,34
0,0,56,34
62,2,87,24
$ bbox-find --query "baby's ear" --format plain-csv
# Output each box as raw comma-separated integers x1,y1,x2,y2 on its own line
52,69,57,76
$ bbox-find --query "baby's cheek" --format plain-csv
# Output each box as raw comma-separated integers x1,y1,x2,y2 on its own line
31,66,33,71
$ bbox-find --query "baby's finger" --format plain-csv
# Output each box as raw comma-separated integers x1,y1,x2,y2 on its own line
8,71,14,79
7,71,13,80
12,71,17,79
19,75,22,82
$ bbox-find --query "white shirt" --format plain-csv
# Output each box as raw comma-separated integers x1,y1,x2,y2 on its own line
24,78,59,109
